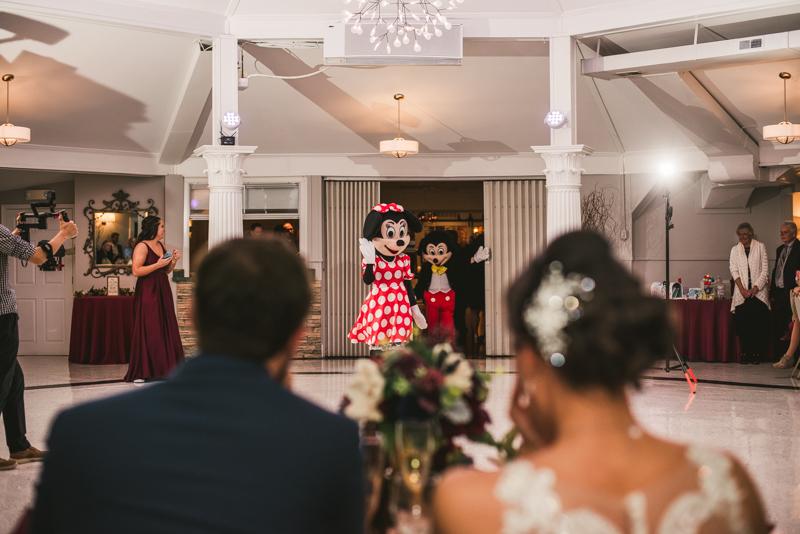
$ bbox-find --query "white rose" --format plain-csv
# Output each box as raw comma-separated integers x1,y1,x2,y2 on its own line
343,359,385,423
444,358,473,393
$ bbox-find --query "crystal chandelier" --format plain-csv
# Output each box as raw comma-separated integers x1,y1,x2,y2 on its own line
340,0,464,54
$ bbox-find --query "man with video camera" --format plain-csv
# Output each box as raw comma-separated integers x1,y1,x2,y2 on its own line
0,213,78,471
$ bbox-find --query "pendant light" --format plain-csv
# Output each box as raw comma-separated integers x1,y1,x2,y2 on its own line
0,74,30,147
763,72,800,144
379,94,418,158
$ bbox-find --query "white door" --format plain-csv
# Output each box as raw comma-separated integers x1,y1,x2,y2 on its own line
3,205,75,355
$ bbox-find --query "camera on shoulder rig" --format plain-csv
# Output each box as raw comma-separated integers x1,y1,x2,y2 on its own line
16,190,69,272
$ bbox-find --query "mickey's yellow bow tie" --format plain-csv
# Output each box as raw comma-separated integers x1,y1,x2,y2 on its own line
431,265,448,275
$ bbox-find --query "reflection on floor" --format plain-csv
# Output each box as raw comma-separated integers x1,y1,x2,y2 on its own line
0,356,797,533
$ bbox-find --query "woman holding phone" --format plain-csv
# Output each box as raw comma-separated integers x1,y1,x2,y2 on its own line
125,215,184,382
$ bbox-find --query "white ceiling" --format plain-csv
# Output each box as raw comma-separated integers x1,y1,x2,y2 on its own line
0,0,799,173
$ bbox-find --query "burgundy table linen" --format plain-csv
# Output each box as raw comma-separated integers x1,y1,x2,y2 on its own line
68,296,135,365
670,299,774,363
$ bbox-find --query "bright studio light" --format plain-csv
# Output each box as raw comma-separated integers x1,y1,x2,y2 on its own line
221,112,241,129
544,110,566,129
660,163,676,177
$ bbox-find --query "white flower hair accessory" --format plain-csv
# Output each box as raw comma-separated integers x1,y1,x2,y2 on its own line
522,261,595,367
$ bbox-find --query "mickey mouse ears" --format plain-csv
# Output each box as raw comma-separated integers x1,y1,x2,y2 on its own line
372,203,404,213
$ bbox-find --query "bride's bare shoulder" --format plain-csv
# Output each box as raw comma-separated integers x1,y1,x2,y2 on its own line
434,467,503,534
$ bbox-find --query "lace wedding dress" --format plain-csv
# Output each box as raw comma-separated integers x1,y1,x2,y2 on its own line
494,446,751,534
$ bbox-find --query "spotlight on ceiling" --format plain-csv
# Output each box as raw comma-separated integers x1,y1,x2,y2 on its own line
544,110,567,129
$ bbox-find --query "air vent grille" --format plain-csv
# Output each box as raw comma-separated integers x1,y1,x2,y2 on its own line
615,70,642,77
739,38,763,50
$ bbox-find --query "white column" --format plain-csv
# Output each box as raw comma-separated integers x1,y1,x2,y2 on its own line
536,35,593,243
212,34,239,146
194,145,257,249
533,145,594,243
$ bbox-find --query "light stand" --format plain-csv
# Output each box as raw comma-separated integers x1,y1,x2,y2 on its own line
662,185,698,393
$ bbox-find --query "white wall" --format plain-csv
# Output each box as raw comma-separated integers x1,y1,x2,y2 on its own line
74,174,166,291
581,172,793,290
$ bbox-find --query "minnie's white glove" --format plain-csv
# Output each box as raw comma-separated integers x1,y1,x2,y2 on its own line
359,238,376,264
411,305,428,329
473,246,490,263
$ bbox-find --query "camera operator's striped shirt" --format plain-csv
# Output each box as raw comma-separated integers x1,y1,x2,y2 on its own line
0,224,36,316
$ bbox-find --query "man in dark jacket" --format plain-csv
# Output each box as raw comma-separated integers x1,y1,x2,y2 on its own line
30,238,365,534
771,221,800,366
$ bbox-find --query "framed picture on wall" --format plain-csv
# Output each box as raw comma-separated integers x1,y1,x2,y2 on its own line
107,276,120,296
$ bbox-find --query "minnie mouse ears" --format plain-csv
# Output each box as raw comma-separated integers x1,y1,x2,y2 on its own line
363,203,422,239
371,203,404,213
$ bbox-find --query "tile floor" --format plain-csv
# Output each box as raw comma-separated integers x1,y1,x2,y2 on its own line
0,356,798,533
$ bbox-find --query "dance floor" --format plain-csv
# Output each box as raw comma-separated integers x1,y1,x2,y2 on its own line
0,356,797,533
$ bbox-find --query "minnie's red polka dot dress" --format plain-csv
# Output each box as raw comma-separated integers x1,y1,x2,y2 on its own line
349,255,415,346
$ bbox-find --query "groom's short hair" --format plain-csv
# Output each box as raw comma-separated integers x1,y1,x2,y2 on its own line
194,238,310,362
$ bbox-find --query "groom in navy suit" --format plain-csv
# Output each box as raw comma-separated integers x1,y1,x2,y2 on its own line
30,239,365,534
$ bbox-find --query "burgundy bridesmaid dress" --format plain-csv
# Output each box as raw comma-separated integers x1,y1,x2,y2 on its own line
125,242,184,381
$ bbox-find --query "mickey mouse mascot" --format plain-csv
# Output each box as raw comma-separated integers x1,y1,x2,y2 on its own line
415,231,490,345
349,203,428,350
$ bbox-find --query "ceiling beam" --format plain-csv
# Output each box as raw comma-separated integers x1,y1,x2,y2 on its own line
159,46,212,165
0,0,225,37
565,0,800,38
582,29,800,80
228,14,561,40
678,71,759,157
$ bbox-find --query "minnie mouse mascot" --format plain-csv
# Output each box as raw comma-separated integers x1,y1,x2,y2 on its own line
349,203,428,350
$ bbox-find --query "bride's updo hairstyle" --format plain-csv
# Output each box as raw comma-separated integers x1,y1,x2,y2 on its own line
508,231,674,393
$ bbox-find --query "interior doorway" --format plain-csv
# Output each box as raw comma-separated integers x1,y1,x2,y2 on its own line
381,181,486,356
3,205,75,355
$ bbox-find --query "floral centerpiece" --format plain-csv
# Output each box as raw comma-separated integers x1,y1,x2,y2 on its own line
341,340,498,470
74,286,134,297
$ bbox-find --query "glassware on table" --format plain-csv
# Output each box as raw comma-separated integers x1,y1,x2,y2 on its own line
363,431,386,534
393,420,436,534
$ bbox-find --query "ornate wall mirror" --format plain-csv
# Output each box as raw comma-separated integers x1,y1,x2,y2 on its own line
83,190,158,277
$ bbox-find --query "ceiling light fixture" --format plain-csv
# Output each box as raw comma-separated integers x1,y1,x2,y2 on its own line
340,0,463,54
380,94,418,158
544,110,567,129
763,72,800,144
0,74,29,147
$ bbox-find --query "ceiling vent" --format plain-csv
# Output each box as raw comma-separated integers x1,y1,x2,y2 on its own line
324,23,462,66
739,38,763,50
615,70,643,77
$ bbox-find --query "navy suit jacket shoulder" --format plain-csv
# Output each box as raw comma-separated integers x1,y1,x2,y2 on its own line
30,354,365,534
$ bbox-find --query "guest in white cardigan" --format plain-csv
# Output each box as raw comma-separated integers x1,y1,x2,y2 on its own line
729,223,770,364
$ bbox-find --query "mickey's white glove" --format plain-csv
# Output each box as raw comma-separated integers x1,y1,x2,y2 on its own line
411,305,428,330
473,246,490,263
359,238,376,264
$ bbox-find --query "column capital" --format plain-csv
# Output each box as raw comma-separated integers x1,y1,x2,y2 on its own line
193,145,257,186
532,145,594,187
531,145,594,244
531,144,595,157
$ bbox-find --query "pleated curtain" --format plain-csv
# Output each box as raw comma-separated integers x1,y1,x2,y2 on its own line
323,180,380,357
483,180,547,356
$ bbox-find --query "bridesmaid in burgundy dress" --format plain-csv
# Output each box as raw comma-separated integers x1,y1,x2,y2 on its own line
125,216,184,382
